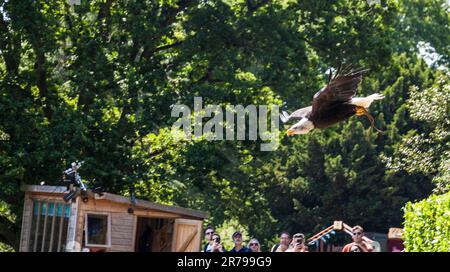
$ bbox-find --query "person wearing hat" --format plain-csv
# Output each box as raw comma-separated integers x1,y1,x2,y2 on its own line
229,231,252,252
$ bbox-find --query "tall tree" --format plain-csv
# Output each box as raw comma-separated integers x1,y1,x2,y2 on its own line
0,0,447,250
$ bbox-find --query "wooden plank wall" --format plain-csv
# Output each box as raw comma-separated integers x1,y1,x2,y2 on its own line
65,198,79,251
77,198,187,252
19,194,34,252
19,193,72,252
77,199,137,252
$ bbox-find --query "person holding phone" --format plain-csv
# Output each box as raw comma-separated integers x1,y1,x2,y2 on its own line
286,233,308,252
211,233,226,252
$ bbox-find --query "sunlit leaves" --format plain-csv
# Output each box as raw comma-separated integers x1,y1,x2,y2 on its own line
403,192,450,252
387,72,450,193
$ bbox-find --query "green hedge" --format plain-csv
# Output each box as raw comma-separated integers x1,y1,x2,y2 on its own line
403,192,450,252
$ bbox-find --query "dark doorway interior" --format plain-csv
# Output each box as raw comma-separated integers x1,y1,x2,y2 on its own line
135,217,174,252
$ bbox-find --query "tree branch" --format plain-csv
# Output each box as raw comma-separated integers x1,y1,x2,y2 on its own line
142,0,195,60
142,40,184,59
0,13,21,80
32,43,53,120
97,0,114,42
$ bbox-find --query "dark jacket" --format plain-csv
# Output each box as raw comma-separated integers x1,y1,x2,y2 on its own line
229,246,252,252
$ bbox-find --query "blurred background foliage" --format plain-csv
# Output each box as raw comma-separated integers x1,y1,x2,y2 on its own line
0,0,448,251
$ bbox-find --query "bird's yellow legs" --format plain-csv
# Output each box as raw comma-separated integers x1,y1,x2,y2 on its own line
355,106,367,116
355,106,384,133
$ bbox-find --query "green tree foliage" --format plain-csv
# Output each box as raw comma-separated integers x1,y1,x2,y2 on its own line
387,72,450,194
0,0,447,250
403,192,450,252
396,0,450,66
387,61,449,253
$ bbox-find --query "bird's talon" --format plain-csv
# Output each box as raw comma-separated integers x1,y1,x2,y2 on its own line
355,106,367,116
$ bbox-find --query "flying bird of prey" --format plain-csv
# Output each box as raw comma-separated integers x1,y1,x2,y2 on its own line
281,65,384,136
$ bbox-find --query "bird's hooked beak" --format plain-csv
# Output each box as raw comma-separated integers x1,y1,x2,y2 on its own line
286,118,314,136
286,129,295,136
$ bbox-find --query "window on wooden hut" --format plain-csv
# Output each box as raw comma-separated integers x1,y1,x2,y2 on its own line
29,201,71,252
85,213,110,247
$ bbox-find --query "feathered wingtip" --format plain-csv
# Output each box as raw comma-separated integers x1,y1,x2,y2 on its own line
280,111,290,123
329,63,369,82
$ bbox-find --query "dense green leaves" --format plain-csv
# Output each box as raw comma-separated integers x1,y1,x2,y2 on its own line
0,0,448,251
387,72,450,193
403,192,450,252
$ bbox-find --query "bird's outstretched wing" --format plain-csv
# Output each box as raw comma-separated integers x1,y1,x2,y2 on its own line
312,64,368,115
280,106,312,123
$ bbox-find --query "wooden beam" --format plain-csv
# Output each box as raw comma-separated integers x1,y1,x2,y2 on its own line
177,229,197,252
49,203,57,252
21,184,67,194
57,204,65,252
104,193,208,219
65,198,78,252
133,210,181,219
19,195,33,252
307,225,334,242
33,202,41,252
131,215,137,252
41,202,49,252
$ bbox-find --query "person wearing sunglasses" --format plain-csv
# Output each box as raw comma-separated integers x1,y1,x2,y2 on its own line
342,226,373,252
211,233,227,252
270,231,291,252
203,226,215,252
248,238,261,252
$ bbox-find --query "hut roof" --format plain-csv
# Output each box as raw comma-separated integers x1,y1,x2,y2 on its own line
21,184,208,220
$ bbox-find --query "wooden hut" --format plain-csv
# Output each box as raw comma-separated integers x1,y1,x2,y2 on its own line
19,184,208,252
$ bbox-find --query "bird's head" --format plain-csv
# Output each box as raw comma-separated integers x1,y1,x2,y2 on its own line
286,118,314,136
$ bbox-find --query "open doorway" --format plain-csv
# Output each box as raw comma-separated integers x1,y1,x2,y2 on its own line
135,217,175,252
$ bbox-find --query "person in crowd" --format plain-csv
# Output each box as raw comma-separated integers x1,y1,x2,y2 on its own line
342,225,374,252
229,231,252,252
211,233,226,252
248,238,261,252
286,233,308,252
203,226,215,252
271,231,291,252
